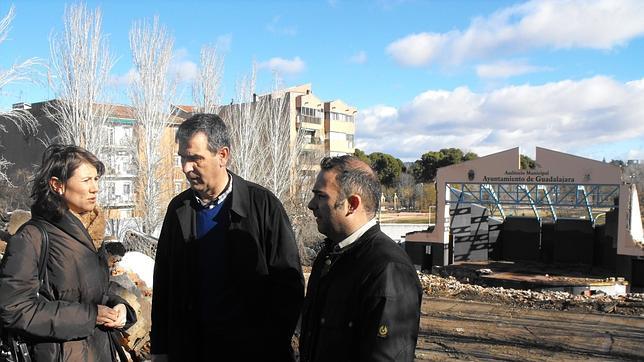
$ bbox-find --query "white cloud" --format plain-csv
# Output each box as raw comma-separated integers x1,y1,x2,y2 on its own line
357,76,644,161
171,60,198,82
258,56,305,75
627,148,644,160
109,68,137,86
476,60,550,79
216,34,232,53
170,48,198,82
266,16,297,36
386,32,449,67
387,0,644,67
349,50,367,64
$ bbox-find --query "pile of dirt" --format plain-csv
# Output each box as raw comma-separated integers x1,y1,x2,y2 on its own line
419,272,644,316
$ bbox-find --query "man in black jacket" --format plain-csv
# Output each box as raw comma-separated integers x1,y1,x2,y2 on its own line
151,114,304,361
300,155,422,361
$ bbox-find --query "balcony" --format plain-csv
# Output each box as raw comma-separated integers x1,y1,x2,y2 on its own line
297,114,322,125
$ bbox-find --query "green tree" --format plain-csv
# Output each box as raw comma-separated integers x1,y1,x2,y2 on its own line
369,152,404,188
520,154,536,169
353,148,371,164
412,148,478,183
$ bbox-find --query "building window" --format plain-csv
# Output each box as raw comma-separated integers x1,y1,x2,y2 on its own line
107,182,115,196
123,183,131,196
299,107,323,124
174,155,181,168
346,134,354,149
330,112,354,123
303,129,320,144
105,126,115,145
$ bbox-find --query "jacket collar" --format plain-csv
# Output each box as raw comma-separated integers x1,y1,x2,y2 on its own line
45,210,98,252
228,171,249,218
324,223,381,258
175,170,249,242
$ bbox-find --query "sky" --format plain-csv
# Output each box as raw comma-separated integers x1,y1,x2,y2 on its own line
1,0,644,162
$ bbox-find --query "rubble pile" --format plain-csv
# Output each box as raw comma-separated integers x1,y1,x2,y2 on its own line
105,243,153,361
418,272,644,316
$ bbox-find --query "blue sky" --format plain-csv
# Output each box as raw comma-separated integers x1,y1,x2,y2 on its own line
1,0,644,162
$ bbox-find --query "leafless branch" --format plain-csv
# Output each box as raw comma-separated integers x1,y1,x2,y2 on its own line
0,5,41,184
45,3,115,160
129,16,176,235
192,44,224,114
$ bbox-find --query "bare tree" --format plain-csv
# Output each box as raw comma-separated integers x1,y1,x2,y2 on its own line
224,65,265,181
0,5,40,184
45,3,115,159
219,69,321,261
129,16,175,235
192,44,224,114
260,77,305,200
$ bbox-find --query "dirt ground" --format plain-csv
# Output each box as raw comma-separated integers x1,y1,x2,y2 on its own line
416,296,644,361
414,271,644,360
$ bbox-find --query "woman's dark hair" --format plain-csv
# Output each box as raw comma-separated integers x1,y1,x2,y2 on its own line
31,144,105,221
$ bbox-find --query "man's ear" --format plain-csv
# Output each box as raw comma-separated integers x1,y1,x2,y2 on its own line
217,147,230,167
49,177,64,195
347,194,361,214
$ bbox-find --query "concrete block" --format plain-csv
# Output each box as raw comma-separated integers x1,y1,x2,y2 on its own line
488,217,503,260
553,218,594,265
501,217,540,261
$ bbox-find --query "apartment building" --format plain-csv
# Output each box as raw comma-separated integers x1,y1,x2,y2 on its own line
282,84,357,158
0,101,186,235
324,99,357,157
215,83,358,171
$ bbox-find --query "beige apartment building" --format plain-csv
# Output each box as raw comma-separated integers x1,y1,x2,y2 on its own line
217,83,358,171
268,83,357,161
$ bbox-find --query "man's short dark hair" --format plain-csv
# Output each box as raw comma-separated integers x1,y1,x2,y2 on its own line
176,113,230,153
320,155,380,217
31,144,105,221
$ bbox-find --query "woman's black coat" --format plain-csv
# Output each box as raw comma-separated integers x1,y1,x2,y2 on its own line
0,211,135,361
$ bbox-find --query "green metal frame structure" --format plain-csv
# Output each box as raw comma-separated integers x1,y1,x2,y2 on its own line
446,182,620,224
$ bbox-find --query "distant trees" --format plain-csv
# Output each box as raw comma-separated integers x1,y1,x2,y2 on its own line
355,147,479,213
354,148,371,164
369,152,404,188
354,149,404,188
520,154,536,169
412,148,477,183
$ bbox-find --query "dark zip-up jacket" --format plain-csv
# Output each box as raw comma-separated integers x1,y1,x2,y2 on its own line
300,225,422,361
0,211,135,361
151,172,305,361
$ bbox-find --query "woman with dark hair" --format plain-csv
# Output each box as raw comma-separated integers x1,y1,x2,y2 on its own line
0,144,136,361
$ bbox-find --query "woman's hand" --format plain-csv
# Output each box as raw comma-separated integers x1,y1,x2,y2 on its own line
98,303,127,329
110,303,127,328
96,304,118,326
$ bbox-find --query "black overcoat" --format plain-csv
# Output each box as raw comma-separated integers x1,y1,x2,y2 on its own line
0,211,135,361
151,172,305,361
300,224,422,361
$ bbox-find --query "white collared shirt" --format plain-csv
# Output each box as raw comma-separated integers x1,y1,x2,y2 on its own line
194,173,233,209
337,218,377,250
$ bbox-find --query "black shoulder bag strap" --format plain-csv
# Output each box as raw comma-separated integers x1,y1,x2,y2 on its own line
30,220,51,300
